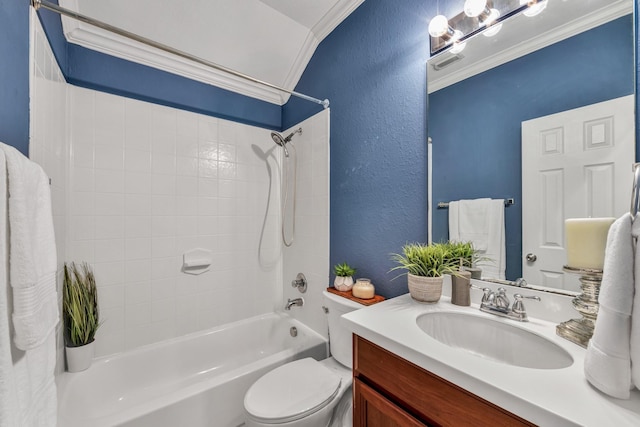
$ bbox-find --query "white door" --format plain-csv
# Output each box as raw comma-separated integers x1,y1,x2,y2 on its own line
522,95,634,292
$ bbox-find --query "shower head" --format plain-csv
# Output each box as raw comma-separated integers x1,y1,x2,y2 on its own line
270,128,302,157
270,132,290,157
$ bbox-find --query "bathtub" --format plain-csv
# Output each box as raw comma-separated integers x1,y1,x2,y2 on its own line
57,312,328,427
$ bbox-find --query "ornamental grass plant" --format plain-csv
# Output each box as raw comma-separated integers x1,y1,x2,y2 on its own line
63,262,100,347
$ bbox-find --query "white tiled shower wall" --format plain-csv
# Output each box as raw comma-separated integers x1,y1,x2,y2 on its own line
29,12,68,373
30,15,330,360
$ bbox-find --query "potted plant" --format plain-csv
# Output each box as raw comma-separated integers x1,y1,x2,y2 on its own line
333,262,356,292
63,262,100,372
390,243,458,303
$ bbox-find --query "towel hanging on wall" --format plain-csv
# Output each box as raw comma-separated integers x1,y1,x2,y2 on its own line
1,143,58,350
0,142,58,426
449,198,505,279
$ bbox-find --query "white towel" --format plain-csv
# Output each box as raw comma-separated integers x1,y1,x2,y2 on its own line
449,198,490,251
631,218,640,388
1,143,58,351
0,148,58,426
449,198,505,279
584,213,633,399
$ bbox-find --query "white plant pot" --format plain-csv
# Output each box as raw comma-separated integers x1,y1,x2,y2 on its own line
334,276,354,292
407,274,443,303
66,341,95,373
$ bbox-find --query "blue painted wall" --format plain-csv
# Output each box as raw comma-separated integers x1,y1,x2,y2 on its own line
0,0,30,155
429,16,634,280
65,44,281,129
283,0,434,298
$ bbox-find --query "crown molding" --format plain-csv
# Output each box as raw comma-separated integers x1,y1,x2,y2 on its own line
313,0,365,41
61,20,286,105
428,2,632,94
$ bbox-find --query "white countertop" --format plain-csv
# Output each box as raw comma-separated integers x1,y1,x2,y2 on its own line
342,292,640,426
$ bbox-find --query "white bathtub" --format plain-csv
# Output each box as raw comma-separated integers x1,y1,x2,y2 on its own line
57,313,328,427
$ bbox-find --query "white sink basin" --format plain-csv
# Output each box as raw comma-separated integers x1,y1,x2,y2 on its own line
416,311,573,369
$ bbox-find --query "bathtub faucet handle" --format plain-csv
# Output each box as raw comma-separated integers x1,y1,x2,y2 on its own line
291,273,307,293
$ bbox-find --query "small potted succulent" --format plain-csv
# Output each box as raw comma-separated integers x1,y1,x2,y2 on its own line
390,243,458,303
333,262,356,292
63,262,100,372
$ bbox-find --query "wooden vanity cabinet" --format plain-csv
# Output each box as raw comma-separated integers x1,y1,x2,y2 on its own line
352,335,536,427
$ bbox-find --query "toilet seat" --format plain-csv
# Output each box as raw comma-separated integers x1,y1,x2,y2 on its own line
244,358,342,424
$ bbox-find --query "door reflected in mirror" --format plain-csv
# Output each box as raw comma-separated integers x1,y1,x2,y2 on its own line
428,0,635,294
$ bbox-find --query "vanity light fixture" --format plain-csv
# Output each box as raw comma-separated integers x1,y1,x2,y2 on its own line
429,0,551,54
429,0,549,55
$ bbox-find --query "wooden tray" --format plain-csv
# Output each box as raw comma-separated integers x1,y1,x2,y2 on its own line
326,287,385,306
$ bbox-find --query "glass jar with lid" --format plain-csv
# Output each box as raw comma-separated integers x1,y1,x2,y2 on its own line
352,278,375,299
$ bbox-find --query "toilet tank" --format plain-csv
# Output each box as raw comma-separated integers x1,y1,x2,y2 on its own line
322,291,364,368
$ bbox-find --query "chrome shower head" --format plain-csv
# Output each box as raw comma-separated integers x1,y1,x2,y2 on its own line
270,132,290,157
271,128,302,158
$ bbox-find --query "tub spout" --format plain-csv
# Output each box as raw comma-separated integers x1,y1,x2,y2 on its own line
285,297,304,310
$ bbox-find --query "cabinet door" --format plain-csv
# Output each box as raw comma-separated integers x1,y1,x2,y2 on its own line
354,378,427,427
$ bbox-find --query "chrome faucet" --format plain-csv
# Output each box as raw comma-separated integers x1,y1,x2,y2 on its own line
285,297,304,310
479,287,540,322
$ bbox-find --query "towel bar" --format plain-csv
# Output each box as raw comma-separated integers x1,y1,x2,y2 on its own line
437,198,515,209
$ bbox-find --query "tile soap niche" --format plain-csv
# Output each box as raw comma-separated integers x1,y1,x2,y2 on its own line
182,248,213,275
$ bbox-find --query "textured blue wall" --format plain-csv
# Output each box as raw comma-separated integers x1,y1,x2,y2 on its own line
0,0,30,155
65,44,281,129
429,16,634,280
283,0,434,298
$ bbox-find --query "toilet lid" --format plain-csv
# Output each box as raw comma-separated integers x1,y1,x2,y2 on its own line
244,358,342,423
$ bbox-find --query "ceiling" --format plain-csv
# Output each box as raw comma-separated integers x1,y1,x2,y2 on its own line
58,0,364,105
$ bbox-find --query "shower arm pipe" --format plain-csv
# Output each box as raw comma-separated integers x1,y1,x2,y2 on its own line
31,0,330,109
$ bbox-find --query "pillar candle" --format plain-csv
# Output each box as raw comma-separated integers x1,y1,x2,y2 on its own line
565,218,615,270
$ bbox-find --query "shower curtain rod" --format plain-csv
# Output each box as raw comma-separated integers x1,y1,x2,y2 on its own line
31,0,330,109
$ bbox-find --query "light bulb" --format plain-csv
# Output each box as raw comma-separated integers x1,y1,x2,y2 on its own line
450,42,466,54
521,0,548,17
482,9,501,36
428,15,450,37
483,8,500,26
464,0,488,18
450,31,466,54
483,21,502,37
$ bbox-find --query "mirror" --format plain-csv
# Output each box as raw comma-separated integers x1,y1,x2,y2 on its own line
428,0,635,294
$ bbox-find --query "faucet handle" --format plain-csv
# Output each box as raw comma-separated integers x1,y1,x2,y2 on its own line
494,287,510,310
512,294,541,320
291,273,307,293
478,287,493,304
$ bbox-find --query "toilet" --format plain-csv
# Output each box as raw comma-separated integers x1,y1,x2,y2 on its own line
243,291,363,427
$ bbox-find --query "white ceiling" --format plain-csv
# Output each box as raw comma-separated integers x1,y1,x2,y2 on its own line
59,0,364,105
